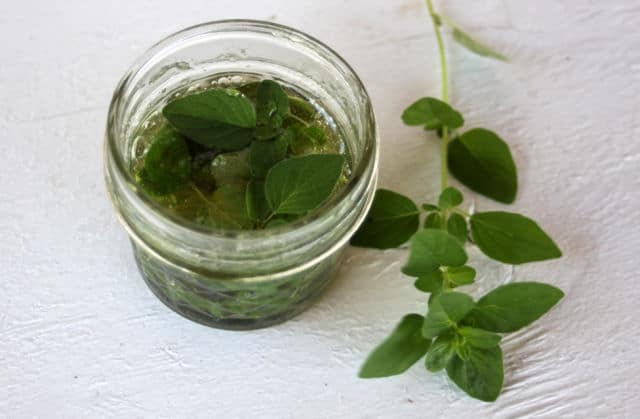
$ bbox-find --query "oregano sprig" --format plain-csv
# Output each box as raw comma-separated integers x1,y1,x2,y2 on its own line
354,0,564,402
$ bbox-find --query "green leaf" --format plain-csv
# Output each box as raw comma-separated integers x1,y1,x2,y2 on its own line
402,230,468,277
210,150,250,184
470,211,562,264
248,130,291,178
245,179,270,222
359,314,431,378
451,27,507,61
163,89,256,150
351,189,420,249
255,80,290,140
422,203,439,212
445,266,476,287
141,127,191,195
458,327,501,348
424,212,443,229
446,346,504,402
423,292,475,338
402,97,464,129
465,282,564,333
289,95,316,120
414,270,443,294
438,187,463,209
448,128,517,203
290,124,328,154
203,183,253,229
446,213,468,244
425,334,456,372
265,154,345,215
265,218,289,228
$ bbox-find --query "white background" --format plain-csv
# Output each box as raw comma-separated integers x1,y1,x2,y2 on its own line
2,1,639,418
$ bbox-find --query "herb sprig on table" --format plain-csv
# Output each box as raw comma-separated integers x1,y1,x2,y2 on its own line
138,80,345,229
353,0,564,402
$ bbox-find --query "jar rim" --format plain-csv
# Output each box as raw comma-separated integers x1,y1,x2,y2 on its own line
106,19,378,241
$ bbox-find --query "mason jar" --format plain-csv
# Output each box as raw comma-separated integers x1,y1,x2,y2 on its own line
104,20,378,330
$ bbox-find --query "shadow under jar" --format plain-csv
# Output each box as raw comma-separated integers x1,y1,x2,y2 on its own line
104,20,378,330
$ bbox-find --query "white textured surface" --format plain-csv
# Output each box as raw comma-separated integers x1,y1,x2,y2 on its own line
2,1,639,417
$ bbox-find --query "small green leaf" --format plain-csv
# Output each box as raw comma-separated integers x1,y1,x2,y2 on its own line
351,189,420,249
402,230,468,277
289,95,316,120
245,179,270,222
265,154,345,215
210,150,250,184
414,270,443,294
447,213,468,244
265,218,290,228
425,334,456,372
465,282,564,333
470,212,562,264
248,130,291,178
163,89,256,150
446,346,504,402
299,125,327,145
424,212,443,229
423,292,475,338
359,314,431,378
456,343,471,361
448,128,517,203
141,127,191,195
290,124,328,154
255,80,290,140
451,27,507,61
422,203,439,212
203,183,253,229
445,266,476,287
402,97,464,129
458,327,501,348
439,187,463,209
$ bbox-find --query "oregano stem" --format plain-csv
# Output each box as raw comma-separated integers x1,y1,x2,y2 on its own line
426,0,450,192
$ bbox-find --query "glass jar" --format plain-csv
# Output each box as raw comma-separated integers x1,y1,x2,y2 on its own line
104,20,378,330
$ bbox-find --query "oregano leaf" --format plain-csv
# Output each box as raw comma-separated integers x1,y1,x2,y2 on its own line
423,292,475,338
458,327,501,348
163,89,256,150
424,212,443,229
446,346,504,402
141,127,191,195
438,186,463,209
402,97,464,129
414,269,443,294
265,154,345,215
445,266,476,287
451,27,507,61
351,189,420,249
425,334,456,372
245,179,270,223
402,229,468,277
447,213,468,244
464,282,564,333
448,128,517,204
359,314,431,378
255,80,290,140
470,211,562,264
248,130,291,178
422,203,439,212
